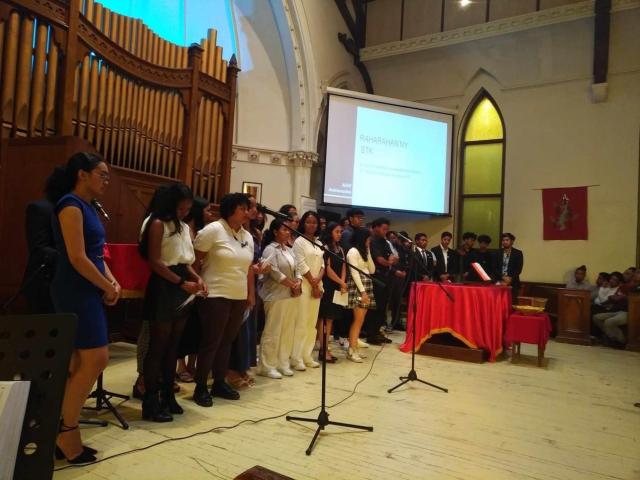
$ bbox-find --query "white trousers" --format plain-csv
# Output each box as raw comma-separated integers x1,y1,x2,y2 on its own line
260,297,298,371
291,284,321,364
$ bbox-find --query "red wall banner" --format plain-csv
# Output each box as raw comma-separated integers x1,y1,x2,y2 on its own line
542,186,588,240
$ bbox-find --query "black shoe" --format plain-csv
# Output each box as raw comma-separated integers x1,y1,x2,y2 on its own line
55,445,97,460
366,336,384,346
56,423,97,465
193,384,213,407
160,386,184,414
211,381,240,400
142,391,173,422
132,382,144,400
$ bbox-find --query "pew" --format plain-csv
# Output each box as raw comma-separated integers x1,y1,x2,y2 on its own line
627,292,640,352
556,288,592,345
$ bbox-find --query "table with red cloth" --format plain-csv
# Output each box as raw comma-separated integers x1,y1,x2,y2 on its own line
504,312,552,350
104,244,150,296
400,282,512,362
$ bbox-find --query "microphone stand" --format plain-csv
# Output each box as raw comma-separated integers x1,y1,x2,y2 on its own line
261,208,373,455
388,241,449,394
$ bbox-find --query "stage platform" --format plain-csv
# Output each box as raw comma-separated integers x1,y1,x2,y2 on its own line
53,333,640,480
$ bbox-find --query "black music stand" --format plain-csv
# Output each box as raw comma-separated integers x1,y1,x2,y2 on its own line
286,315,373,454
0,314,77,480
83,372,130,429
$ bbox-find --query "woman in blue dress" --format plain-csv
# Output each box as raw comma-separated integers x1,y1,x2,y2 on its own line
47,152,121,464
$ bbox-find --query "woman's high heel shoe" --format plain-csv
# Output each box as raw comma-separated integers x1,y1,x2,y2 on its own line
54,445,98,460
55,424,96,464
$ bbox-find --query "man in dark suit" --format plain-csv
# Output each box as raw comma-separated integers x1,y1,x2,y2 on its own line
456,231,477,278
22,199,58,313
498,232,523,301
431,231,457,282
367,217,397,344
413,233,435,281
466,234,497,282
339,208,364,251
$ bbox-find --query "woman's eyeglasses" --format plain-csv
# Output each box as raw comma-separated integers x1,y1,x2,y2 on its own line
93,171,110,182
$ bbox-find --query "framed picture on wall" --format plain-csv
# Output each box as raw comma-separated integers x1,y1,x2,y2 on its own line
242,181,262,203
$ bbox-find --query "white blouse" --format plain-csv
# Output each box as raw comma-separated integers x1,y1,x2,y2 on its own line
347,247,376,293
140,217,195,267
293,235,324,288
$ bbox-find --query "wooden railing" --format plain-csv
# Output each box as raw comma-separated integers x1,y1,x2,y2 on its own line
0,0,237,201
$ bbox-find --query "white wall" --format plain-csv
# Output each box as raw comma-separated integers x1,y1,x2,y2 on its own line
362,8,640,282
229,0,365,211
233,0,291,151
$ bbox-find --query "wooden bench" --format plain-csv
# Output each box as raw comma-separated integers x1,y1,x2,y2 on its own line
521,283,640,351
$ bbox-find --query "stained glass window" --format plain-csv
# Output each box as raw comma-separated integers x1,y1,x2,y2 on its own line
459,94,504,246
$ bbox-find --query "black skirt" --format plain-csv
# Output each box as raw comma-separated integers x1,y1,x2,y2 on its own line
143,264,192,323
319,287,345,320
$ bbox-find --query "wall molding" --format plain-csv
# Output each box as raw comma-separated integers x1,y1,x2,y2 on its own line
232,145,318,168
361,0,640,62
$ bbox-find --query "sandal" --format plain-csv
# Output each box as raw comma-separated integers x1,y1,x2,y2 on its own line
318,351,338,363
241,373,255,387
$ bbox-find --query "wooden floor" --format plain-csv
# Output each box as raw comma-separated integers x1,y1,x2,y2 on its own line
53,335,640,480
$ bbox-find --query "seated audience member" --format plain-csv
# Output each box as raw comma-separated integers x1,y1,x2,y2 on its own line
498,232,523,300
456,231,477,278
566,265,592,290
431,231,457,282
413,233,435,281
620,267,637,293
592,271,609,301
592,271,637,348
466,234,496,281
592,273,616,309
257,219,301,379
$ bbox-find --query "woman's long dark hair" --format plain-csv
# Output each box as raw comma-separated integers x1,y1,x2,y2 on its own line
320,222,340,251
45,152,104,204
183,196,209,232
139,182,193,259
262,218,286,249
350,227,370,261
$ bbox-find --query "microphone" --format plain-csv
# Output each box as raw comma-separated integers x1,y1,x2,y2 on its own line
396,232,413,244
91,199,110,222
257,204,292,221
